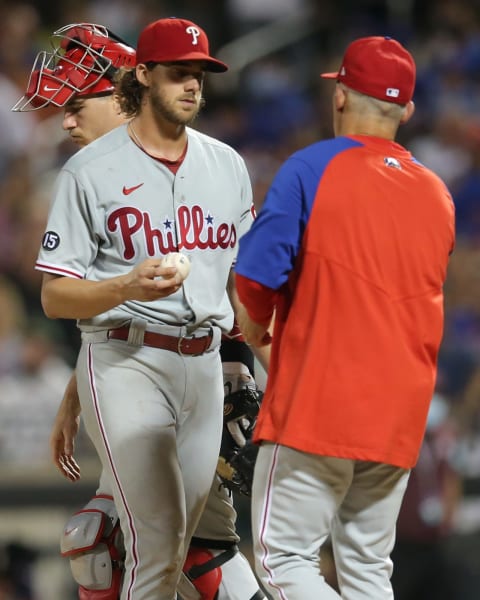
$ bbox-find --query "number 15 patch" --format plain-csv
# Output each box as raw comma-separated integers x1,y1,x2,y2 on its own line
42,231,60,250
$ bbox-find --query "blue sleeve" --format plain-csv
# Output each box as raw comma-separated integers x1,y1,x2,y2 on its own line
235,137,361,289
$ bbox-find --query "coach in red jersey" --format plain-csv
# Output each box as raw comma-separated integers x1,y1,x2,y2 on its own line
235,36,455,600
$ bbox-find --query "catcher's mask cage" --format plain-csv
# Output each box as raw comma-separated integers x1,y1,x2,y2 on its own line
12,23,136,111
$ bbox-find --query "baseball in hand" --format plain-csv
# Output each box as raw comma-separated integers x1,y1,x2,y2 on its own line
161,252,191,281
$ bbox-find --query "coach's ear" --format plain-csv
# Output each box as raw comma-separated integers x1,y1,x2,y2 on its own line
334,83,347,112
400,100,415,124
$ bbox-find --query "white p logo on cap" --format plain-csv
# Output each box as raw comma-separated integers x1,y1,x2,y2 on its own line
186,26,200,45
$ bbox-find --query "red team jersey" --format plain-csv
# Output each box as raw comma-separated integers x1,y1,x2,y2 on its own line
236,135,455,469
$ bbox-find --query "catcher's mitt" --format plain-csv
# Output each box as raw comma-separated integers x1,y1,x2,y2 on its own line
217,386,263,496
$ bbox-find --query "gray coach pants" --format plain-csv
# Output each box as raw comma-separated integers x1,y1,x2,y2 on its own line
252,443,410,600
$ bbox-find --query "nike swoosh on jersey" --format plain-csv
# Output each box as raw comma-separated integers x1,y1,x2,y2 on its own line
43,85,60,92
122,183,144,195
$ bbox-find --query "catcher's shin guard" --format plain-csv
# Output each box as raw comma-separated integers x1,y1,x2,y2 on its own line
60,495,124,600
181,541,266,600
181,543,240,600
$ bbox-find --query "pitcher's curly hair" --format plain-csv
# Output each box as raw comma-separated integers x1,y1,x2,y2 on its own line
115,63,157,117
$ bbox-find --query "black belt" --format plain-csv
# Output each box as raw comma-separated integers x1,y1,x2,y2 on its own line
108,326,213,356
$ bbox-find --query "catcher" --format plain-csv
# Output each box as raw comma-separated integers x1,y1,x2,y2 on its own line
13,22,267,600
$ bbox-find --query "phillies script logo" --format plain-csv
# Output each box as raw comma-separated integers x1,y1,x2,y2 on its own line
107,204,236,260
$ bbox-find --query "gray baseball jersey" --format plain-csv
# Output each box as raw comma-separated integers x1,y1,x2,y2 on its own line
36,123,253,333
36,124,254,599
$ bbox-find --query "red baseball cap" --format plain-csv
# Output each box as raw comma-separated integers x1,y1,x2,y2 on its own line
136,17,228,73
321,36,416,105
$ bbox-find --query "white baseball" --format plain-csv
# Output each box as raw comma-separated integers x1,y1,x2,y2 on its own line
161,252,191,281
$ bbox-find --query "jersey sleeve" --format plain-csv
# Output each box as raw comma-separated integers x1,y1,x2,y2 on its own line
235,157,308,290
35,168,99,279
231,154,255,267
236,274,276,326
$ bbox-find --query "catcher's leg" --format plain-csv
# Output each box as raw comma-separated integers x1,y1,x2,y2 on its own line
215,547,266,600
179,542,266,600
181,477,264,600
61,495,124,600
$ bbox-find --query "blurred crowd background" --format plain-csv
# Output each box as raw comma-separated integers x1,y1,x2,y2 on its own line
1,0,480,598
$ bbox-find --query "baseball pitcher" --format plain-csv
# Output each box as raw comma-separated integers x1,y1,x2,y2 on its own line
14,19,266,600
